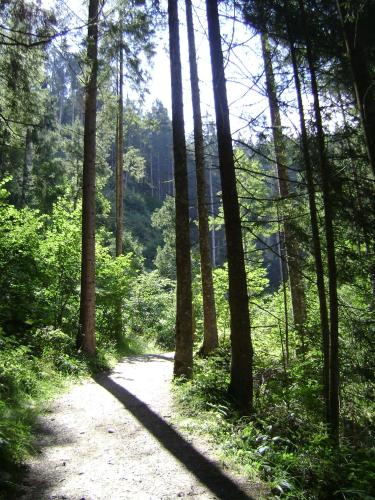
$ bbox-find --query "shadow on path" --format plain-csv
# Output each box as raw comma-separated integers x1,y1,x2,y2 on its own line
95,373,254,500
121,353,175,364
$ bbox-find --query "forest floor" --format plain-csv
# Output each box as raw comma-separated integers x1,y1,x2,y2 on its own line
16,353,266,500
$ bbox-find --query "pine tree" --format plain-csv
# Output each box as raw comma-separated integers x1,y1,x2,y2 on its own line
168,0,193,378
185,0,218,356
260,31,307,341
206,0,253,411
77,0,99,356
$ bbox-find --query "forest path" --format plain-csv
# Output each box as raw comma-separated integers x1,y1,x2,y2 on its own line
19,353,264,500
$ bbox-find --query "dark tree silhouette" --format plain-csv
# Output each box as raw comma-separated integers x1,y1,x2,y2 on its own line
205,0,253,411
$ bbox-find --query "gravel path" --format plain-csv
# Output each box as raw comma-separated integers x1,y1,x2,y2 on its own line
18,353,264,500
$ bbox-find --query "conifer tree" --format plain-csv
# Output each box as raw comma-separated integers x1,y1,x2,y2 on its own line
206,0,253,411
260,32,307,341
168,0,193,378
185,0,218,356
77,0,99,355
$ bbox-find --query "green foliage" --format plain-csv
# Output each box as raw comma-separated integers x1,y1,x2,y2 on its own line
124,146,146,181
0,183,44,332
0,330,64,491
0,186,175,490
96,248,138,347
123,189,162,266
151,195,176,279
175,267,375,499
175,341,231,410
208,262,269,340
126,270,176,349
175,338,375,499
37,198,82,334
1,2,374,497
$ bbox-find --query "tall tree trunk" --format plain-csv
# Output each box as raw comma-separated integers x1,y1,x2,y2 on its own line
77,0,99,356
116,43,124,257
150,153,154,198
72,89,75,124
168,0,193,378
288,26,331,425
336,0,375,178
21,127,32,207
277,204,290,364
208,166,216,268
185,0,218,356
299,0,340,443
206,0,253,411
308,56,340,445
261,32,307,340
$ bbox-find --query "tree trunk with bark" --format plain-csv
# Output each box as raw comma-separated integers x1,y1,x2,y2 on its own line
261,32,306,341
288,24,331,426
168,0,193,378
208,167,216,268
206,0,253,411
185,0,218,356
77,0,99,356
116,41,124,257
299,0,340,443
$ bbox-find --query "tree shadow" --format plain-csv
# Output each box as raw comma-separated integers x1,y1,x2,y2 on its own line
120,353,175,364
9,418,77,500
94,373,255,500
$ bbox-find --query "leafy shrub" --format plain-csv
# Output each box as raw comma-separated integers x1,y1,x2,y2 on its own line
0,185,44,334
176,341,231,414
125,270,176,349
96,248,138,347
0,331,61,481
175,345,375,499
36,198,81,335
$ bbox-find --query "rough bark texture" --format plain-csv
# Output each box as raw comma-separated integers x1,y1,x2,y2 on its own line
261,32,306,339
116,44,124,257
77,0,99,356
168,0,193,378
288,28,331,425
185,0,218,356
336,0,375,178
206,0,253,411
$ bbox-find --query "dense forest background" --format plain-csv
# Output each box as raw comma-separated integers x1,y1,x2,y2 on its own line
0,0,374,498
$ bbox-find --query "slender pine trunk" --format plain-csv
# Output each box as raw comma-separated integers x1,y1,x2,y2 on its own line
288,27,331,425
116,42,124,257
298,0,340,443
208,167,216,268
77,0,99,356
185,0,218,356
261,32,306,340
206,0,253,411
168,0,193,378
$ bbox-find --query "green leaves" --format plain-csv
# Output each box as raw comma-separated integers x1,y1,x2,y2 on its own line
125,270,176,349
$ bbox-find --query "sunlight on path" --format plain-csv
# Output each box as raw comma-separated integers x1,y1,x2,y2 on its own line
19,354,261,500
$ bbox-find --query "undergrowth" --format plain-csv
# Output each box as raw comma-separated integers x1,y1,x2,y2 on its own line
173,342,375,499
0,327,147,499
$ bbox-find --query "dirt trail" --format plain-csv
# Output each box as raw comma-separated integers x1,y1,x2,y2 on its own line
19,353,263,500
